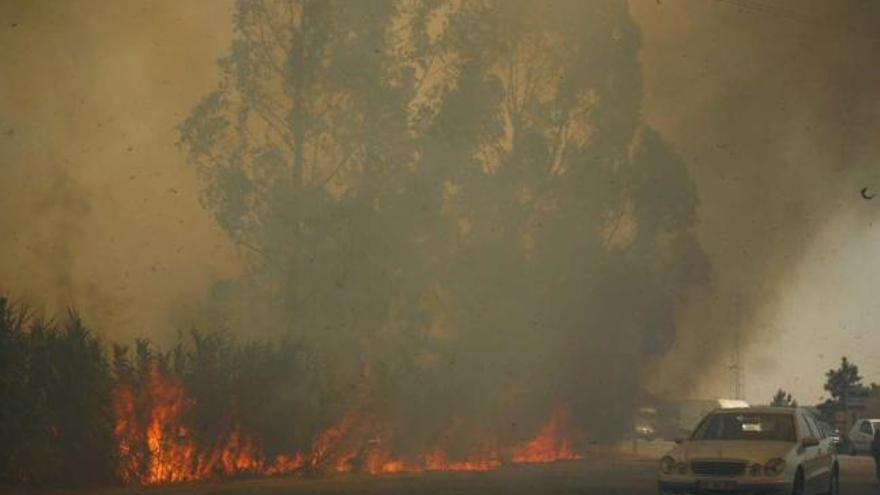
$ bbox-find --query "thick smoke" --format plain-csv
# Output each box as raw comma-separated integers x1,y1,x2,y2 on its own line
2,0,878,457
0,0,238,341
179,0,708,445
631,0,880,399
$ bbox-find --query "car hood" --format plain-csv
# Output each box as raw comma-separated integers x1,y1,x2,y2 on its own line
675,441,796,463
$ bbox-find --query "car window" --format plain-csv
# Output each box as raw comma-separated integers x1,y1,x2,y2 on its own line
861,421,874,435
803,414,822,439
692,413,796,442
796,413,812,439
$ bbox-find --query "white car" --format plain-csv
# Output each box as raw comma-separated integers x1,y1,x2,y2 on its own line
846,417,880,455
658,407,839,494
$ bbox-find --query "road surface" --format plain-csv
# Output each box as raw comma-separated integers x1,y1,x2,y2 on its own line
7,450,880,495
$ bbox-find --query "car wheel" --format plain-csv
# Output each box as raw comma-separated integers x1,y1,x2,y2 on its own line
792,468,805,495
826,463,839,495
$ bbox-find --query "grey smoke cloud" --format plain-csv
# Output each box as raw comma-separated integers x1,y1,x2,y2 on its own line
1,0,878,433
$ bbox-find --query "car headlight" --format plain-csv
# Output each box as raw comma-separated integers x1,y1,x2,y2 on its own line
660,456,677,475
764,458,786,477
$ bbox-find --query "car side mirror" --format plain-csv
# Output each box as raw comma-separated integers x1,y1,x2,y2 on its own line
674,437,684,445
801,436,819,448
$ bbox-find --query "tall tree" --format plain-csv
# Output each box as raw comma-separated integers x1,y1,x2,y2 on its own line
825,357,864,402
819,356,865,415
180,0,709,446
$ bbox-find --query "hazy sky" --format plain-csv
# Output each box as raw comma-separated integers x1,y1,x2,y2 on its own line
1,0,878,405
0,1,239,339
631,0,880,404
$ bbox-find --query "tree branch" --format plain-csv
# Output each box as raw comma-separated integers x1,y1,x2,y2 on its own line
313,147,358,190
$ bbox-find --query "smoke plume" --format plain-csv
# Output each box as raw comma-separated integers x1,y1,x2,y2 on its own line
1,0,879,455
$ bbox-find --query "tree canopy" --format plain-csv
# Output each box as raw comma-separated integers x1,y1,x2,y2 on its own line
179,0,709,443
770,389,797,408
817,356,867,422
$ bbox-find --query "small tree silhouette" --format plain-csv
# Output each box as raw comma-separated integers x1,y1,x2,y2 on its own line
770,389,797,407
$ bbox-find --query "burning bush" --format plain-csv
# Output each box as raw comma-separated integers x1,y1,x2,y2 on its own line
111,331,585,484
0,295,586,488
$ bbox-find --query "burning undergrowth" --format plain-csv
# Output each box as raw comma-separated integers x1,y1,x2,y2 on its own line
0,0,711,488
111,334,583,485
0,297,588,487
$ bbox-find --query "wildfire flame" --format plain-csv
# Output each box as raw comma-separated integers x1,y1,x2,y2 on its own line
511,407,581,463
113,363,581,485
424,448,502,472
113,364,281,484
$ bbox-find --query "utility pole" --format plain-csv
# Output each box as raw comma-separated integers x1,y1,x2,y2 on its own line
729,327,744,400
729,296,745,401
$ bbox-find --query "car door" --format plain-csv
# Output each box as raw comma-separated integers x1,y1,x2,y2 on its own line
853,419,874,454
846,420,858,452
804,414,832,492
796,412,822,494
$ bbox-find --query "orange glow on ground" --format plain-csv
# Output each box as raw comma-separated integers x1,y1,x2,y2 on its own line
113,365,582,485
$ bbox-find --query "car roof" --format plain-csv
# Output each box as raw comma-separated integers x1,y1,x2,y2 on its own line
707,406,798,415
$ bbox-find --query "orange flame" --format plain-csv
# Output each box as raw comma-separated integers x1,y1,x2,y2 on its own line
113,363,276,484
142,364,198,483
364,448,413,474
112,384,142,483
266,453,306,475
424,448,502,472
113,365,581,484
511,407,581,463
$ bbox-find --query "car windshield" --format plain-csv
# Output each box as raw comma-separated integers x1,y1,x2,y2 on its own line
691,413,796,442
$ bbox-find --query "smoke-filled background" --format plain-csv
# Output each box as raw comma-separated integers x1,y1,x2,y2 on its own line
630,0,880,403
1,0,879,449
